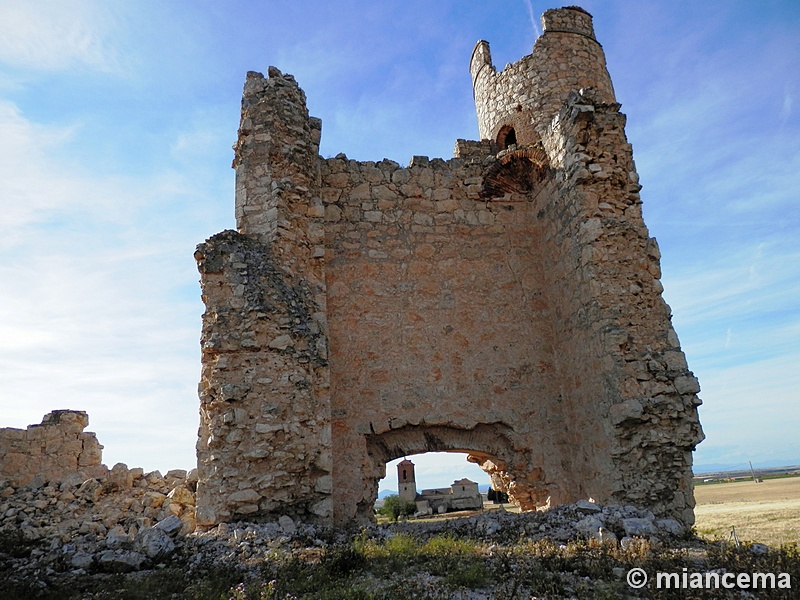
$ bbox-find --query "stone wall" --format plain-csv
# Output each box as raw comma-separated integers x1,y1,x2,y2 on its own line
195,65,333,528
0,411,106,487
195,6,703,530
319,151,592,523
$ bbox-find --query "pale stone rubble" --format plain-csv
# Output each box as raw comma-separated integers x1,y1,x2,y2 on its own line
0,411,197,574
0,471,685,579
181,501,692,583
0,413,691,582
0,465,198,571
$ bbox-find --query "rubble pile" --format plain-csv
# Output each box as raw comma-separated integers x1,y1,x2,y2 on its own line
0,464,197,578
1,489,687,585
383,500,686,546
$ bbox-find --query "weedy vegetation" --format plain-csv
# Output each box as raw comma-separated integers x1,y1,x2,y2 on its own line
3,531,798,599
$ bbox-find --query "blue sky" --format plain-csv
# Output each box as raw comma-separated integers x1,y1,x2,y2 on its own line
0,1,798,494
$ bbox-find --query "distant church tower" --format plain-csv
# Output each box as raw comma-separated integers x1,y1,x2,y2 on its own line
397,459,417,502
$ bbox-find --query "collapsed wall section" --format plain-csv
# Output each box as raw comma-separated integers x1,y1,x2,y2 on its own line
538,89,704,525
195,67,332,528
0,410,105,487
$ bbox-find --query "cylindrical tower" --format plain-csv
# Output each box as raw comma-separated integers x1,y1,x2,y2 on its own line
471,6,616,147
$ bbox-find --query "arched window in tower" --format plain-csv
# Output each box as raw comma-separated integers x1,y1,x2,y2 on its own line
497,124,517,150
402,469,407,480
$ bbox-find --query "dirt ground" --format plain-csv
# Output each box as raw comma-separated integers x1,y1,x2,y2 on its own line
694,476,800,547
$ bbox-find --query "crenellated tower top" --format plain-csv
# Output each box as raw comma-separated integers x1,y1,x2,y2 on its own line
541,6,596,38
471,6,615,148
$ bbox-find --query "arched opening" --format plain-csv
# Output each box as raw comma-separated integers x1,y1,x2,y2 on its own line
347,422,556,525
504,128,517,147
496,124,517,149
381,452,491,495
480,143,550,199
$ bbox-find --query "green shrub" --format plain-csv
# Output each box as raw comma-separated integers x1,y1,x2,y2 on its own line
422,535,479,557
379,495,417,522
444,560,488,589
383,533,421,557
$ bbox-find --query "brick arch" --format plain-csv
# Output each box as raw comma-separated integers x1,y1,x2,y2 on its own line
482,143,550,198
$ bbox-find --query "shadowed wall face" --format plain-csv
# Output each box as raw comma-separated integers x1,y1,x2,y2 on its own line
194,6,703,530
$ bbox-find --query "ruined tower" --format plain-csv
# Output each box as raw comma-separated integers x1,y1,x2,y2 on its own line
195,6,704,530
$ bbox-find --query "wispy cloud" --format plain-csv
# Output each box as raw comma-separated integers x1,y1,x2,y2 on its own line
525,0,542,37
780,88,793,124
0,1,120,73
0,99,230,472
601,2,800,471
695,353,800,468
0,100,124,238
665,242,799,323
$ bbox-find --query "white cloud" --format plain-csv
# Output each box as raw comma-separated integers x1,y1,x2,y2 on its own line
665,242,800,324
694,352,800,468
0,100,227,473
0,101,82,231
0,218,203,471
0,0,120,72
780,89,793,123
525,0,541,38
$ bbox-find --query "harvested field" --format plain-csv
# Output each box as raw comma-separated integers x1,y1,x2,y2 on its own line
694,476,800,546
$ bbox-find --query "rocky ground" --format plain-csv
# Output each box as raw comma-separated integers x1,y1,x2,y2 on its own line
1,474,796,599
0,465,197,577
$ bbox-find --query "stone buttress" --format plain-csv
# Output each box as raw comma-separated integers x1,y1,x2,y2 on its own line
195,6,703,530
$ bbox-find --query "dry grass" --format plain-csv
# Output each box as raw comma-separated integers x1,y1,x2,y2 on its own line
694,476,800,546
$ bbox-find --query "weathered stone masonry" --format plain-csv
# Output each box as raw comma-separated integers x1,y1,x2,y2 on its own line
195,6,704,529
0,411,105,487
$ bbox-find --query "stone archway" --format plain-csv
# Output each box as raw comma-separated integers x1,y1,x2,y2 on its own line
351,424,553,525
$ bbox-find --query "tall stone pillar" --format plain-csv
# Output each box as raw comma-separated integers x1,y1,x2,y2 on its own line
195,67,331,528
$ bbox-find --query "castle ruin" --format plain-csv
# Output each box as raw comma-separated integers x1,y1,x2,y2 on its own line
194,6,704,529
0,411,105,488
